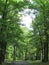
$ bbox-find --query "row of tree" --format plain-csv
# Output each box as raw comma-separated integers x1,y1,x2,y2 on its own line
0,0,49,64
0,0,26,64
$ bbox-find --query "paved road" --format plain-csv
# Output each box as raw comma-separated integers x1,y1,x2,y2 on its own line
6,61,30,65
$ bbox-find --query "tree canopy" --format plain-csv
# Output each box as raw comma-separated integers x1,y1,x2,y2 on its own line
0,0,49,64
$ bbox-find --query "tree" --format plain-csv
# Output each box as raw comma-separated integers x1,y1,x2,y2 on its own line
0,0,28,64
29,0,49,62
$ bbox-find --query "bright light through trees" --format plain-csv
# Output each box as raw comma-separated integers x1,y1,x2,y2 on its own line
20,9,35,30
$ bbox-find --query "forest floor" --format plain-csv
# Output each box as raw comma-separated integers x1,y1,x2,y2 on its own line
3,60,49,65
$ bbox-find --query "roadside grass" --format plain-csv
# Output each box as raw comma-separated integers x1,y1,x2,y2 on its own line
27,60,49,65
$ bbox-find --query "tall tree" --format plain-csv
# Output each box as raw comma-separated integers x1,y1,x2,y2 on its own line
29,0,49,62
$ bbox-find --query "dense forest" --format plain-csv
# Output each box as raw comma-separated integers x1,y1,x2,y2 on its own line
0,0,49,65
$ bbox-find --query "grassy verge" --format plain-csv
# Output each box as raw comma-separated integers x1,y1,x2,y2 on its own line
27,60,49,65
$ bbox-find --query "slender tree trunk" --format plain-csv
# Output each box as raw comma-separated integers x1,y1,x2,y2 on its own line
43,31,48,62
13,45,16,61
35,48,41,60
42,47,44,61
37,25,44,61
25,50,27,60
0,41,7,64
0,0,8,64
43,7,48,62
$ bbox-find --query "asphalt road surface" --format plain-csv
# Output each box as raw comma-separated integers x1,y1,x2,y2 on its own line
6,61,30,65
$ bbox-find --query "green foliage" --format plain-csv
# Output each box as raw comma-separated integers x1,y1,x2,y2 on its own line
0,0,49,63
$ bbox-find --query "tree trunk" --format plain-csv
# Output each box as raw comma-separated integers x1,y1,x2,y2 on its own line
43,7,48,62
13,45,16,61
36,48,41,60
0,0,8,64
25,50,27,60
43,32,48,62
0,41,6,64
37,23,44,61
